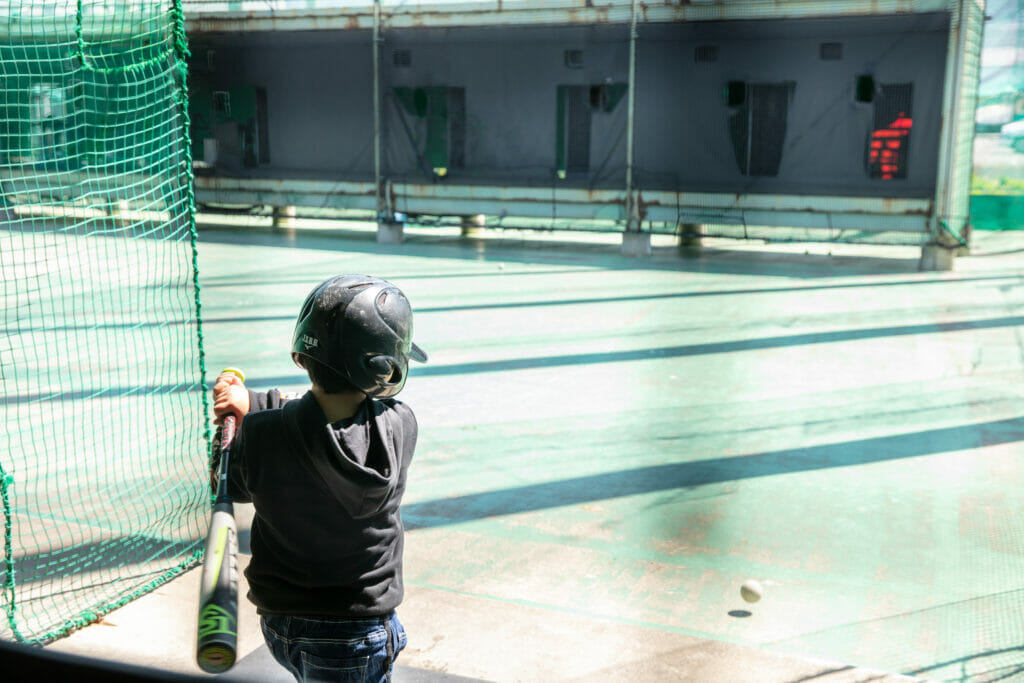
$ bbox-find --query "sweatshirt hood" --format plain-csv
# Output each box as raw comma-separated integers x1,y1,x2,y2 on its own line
284,391,399,519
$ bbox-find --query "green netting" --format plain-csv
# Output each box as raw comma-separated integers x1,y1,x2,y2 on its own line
972,0,1024,230
0,0,209,643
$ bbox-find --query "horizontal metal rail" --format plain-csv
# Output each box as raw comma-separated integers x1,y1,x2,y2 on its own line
178,0,950,33
192,175,934,233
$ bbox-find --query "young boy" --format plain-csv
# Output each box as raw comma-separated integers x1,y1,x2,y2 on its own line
211,274,427,682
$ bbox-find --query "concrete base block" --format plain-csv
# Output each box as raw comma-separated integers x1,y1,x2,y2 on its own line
679,223,703,249
111,200,131,227
621,231,651,258
919,244,956,272
377,221,405,244
460,215,485,238
272,206,296,229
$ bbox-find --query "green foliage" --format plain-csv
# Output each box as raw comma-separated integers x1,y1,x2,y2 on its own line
971,173,1024,195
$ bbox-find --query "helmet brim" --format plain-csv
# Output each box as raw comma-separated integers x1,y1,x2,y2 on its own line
410,342,428,363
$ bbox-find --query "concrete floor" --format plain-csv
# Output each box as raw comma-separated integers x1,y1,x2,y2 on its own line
41,222,1024,681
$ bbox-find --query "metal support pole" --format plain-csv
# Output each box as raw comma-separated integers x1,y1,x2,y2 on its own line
625,0,639,231
931,0,963,242
373,0,383,219
921,0,973,270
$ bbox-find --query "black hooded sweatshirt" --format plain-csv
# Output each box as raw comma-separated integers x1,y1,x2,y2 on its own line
223,388,417,617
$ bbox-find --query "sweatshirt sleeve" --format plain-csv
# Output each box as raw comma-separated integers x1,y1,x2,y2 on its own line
247,388,286,413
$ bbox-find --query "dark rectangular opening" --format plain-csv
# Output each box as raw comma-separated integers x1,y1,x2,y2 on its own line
749,84,791,177
566,85,591,173
393,50,411,68
695,45,718,63
855,74,875,103
256,86,269,164
820,42,843,60
728,82,793,177
725,81,746,108
212,91,230,119
448,87,465,170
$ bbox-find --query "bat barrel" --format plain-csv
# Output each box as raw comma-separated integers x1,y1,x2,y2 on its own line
196,505,238,673
197,367,243,673
197,639,237,674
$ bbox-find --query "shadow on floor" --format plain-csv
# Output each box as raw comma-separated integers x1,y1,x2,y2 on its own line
402,416,1024,528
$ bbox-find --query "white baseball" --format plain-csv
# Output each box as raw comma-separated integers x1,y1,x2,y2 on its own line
740,580,763,603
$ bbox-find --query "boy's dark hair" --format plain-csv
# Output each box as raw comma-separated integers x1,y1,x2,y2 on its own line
296,355,363,395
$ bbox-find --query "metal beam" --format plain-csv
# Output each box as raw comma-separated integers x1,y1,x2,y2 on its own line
930,0,984,246
182,0,950,34
4,171,931,229
373,0,383,218
191,176,934,232
624,0,638,232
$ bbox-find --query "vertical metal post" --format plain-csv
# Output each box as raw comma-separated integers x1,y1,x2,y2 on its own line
920,0,978,270
932,4,953,240
625,0,639,231
373,0,383,219
746,87,754,175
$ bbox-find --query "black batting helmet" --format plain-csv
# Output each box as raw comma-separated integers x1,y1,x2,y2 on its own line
291,275,428,398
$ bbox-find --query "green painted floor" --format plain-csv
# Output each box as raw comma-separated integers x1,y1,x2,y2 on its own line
183,222,1024,681
43,222,1024,681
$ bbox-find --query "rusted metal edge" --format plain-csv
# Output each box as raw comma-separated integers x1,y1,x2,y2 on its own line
190,176,934,231
193,176,931,212
182,0,950,34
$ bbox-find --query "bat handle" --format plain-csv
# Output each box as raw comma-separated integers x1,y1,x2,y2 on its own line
215,366,244,448
215,414,236,503
219,367,246,383
221,414,236,450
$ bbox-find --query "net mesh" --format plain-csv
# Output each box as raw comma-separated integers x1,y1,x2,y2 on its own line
180,1,983,248
972,0,1024,231
0,0,209,643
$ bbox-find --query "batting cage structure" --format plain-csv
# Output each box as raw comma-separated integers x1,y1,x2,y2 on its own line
182,0,984,268
0,1,210,643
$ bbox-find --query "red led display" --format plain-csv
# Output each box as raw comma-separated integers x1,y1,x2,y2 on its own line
868,114,911,179
867,83,913,180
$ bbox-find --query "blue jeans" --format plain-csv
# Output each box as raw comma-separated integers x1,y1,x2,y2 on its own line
260,611,407,683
